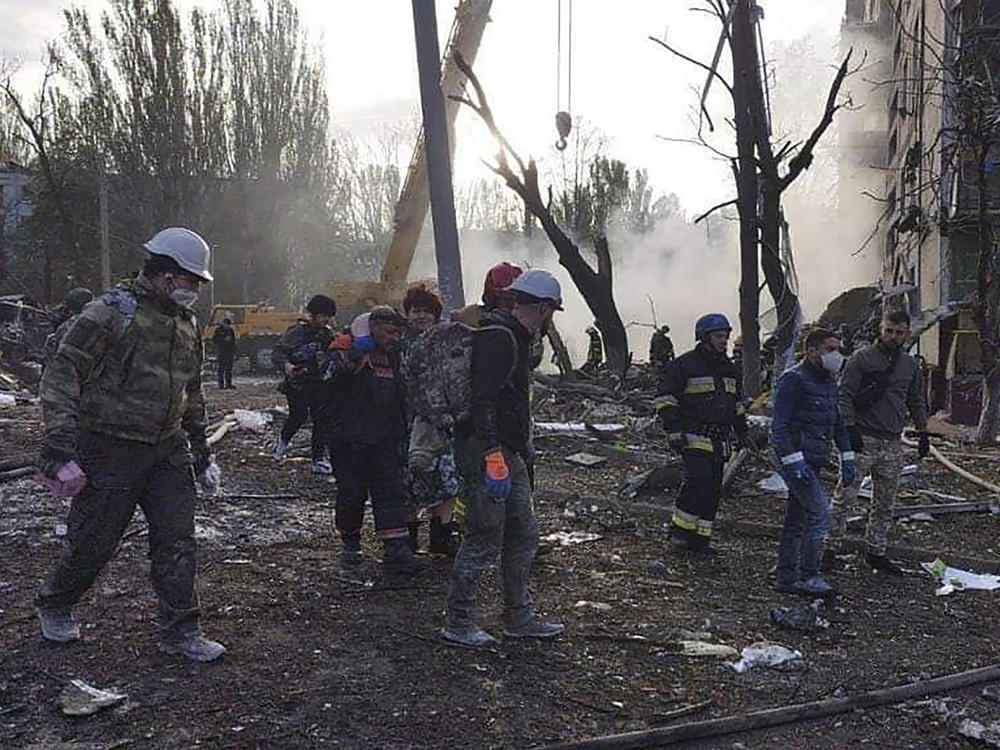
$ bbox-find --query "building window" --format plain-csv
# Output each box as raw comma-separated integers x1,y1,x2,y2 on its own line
863,0,879,23
948,230,980,301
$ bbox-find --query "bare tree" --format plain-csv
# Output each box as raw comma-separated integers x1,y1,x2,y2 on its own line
452,51,630,376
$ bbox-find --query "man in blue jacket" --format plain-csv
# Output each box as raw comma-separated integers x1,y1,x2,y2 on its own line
770,328,856,596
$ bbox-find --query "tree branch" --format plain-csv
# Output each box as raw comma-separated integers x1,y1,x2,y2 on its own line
779,50,852,192
694,198,738,224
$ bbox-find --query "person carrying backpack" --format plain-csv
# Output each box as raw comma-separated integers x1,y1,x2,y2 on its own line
400,283,461,556
829,309,929,575
439,269,566,647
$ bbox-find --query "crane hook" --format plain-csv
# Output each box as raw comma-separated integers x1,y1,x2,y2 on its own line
555,110,572,151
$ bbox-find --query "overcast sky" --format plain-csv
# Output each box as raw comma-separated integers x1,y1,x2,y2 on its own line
1,0,846,214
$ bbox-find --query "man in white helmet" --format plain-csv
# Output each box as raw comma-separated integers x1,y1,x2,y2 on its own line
35,227,226,662
442,269,566,647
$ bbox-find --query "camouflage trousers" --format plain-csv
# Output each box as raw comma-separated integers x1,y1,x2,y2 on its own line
36,430,201,640
830,434,904,556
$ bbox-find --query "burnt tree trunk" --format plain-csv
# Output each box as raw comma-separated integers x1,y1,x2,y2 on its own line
449,51,630,378
730,0,763,397
534,219,629,376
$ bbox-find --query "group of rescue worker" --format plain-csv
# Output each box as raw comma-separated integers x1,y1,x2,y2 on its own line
655,309,929,598
31,224,930,662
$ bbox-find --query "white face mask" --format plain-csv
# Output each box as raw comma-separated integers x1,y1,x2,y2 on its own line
170,288,199,309
821,350,844,374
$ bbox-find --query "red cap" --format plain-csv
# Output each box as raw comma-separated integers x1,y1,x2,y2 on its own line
482,262,523,306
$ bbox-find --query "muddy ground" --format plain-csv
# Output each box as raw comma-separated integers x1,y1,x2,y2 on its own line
2,374,999,749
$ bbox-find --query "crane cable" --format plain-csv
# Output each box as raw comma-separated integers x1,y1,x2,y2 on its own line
555,0,573,150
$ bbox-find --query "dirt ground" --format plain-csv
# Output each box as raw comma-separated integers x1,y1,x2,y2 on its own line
2,374,1000,749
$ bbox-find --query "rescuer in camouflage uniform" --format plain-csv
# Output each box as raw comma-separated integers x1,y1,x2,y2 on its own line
829,309,929,575
43,287,94,368
35,227,226,662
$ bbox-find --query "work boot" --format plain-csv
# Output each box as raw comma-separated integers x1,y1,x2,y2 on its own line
311,458,333,476
407,522,421,553
37,607,80,643
382,537,424,575
867,553,904,576
340,535,363,566
429,517,459,557
159,633,226,662
271,438,288,461
798,575,837,596
440,625,498,648
503,619,565,640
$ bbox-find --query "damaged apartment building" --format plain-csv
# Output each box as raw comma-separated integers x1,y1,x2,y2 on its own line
842,0,997,424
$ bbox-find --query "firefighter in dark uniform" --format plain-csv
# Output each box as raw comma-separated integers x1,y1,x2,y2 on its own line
655,313,749,552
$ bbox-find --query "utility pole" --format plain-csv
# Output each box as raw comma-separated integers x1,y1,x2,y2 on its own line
730,0,762,397
411,0,466,312
98,164,110,291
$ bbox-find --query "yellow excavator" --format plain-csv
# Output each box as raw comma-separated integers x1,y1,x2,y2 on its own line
329,0,492,318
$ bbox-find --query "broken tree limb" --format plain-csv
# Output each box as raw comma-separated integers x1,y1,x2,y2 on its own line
893,500,997,518
721,448,749,492
0,467,35,484
902,437,1000,495
538,663,1000,750
729,518,1000,574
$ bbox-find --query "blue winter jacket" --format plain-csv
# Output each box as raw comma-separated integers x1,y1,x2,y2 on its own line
771,360,852,468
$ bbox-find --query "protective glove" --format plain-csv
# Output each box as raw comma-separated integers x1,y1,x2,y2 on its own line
38,459,88,499
847,426,865,453
786,459,814,484
918,431,931,459
483,448,511,499
195,456,221,496
840,456,857,486
666,432,687,453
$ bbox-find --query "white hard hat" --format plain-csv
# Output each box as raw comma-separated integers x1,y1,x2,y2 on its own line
509,269,563,310
143,227,213,282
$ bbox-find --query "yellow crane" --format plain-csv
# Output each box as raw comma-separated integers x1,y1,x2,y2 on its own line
330,0,492,317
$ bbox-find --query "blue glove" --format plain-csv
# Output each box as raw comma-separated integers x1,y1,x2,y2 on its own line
483,449,512,499
841,457,857,486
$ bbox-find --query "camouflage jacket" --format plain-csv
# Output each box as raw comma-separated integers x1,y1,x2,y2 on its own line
40,275,207,459
44,314,79,366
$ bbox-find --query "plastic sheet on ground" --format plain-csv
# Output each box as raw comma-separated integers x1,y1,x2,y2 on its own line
573,600,612,612
59,680,127,716
679,640,738,658
921,558,1000,595
234,409,273,432
0,393,16,407
770,600,830,631
758,471,788,494
728,642,803,673
542,531,602,546
958,719,1000,747
858,464,918,499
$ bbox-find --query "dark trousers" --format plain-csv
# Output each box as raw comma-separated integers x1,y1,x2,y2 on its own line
447,438,538,630
36,430,201,640
281,389,328,462
775,462,830,584
217,352,234,389
670,444,725,546
332,440,407,540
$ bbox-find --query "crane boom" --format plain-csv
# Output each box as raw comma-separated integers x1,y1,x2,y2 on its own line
380,0,492,285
